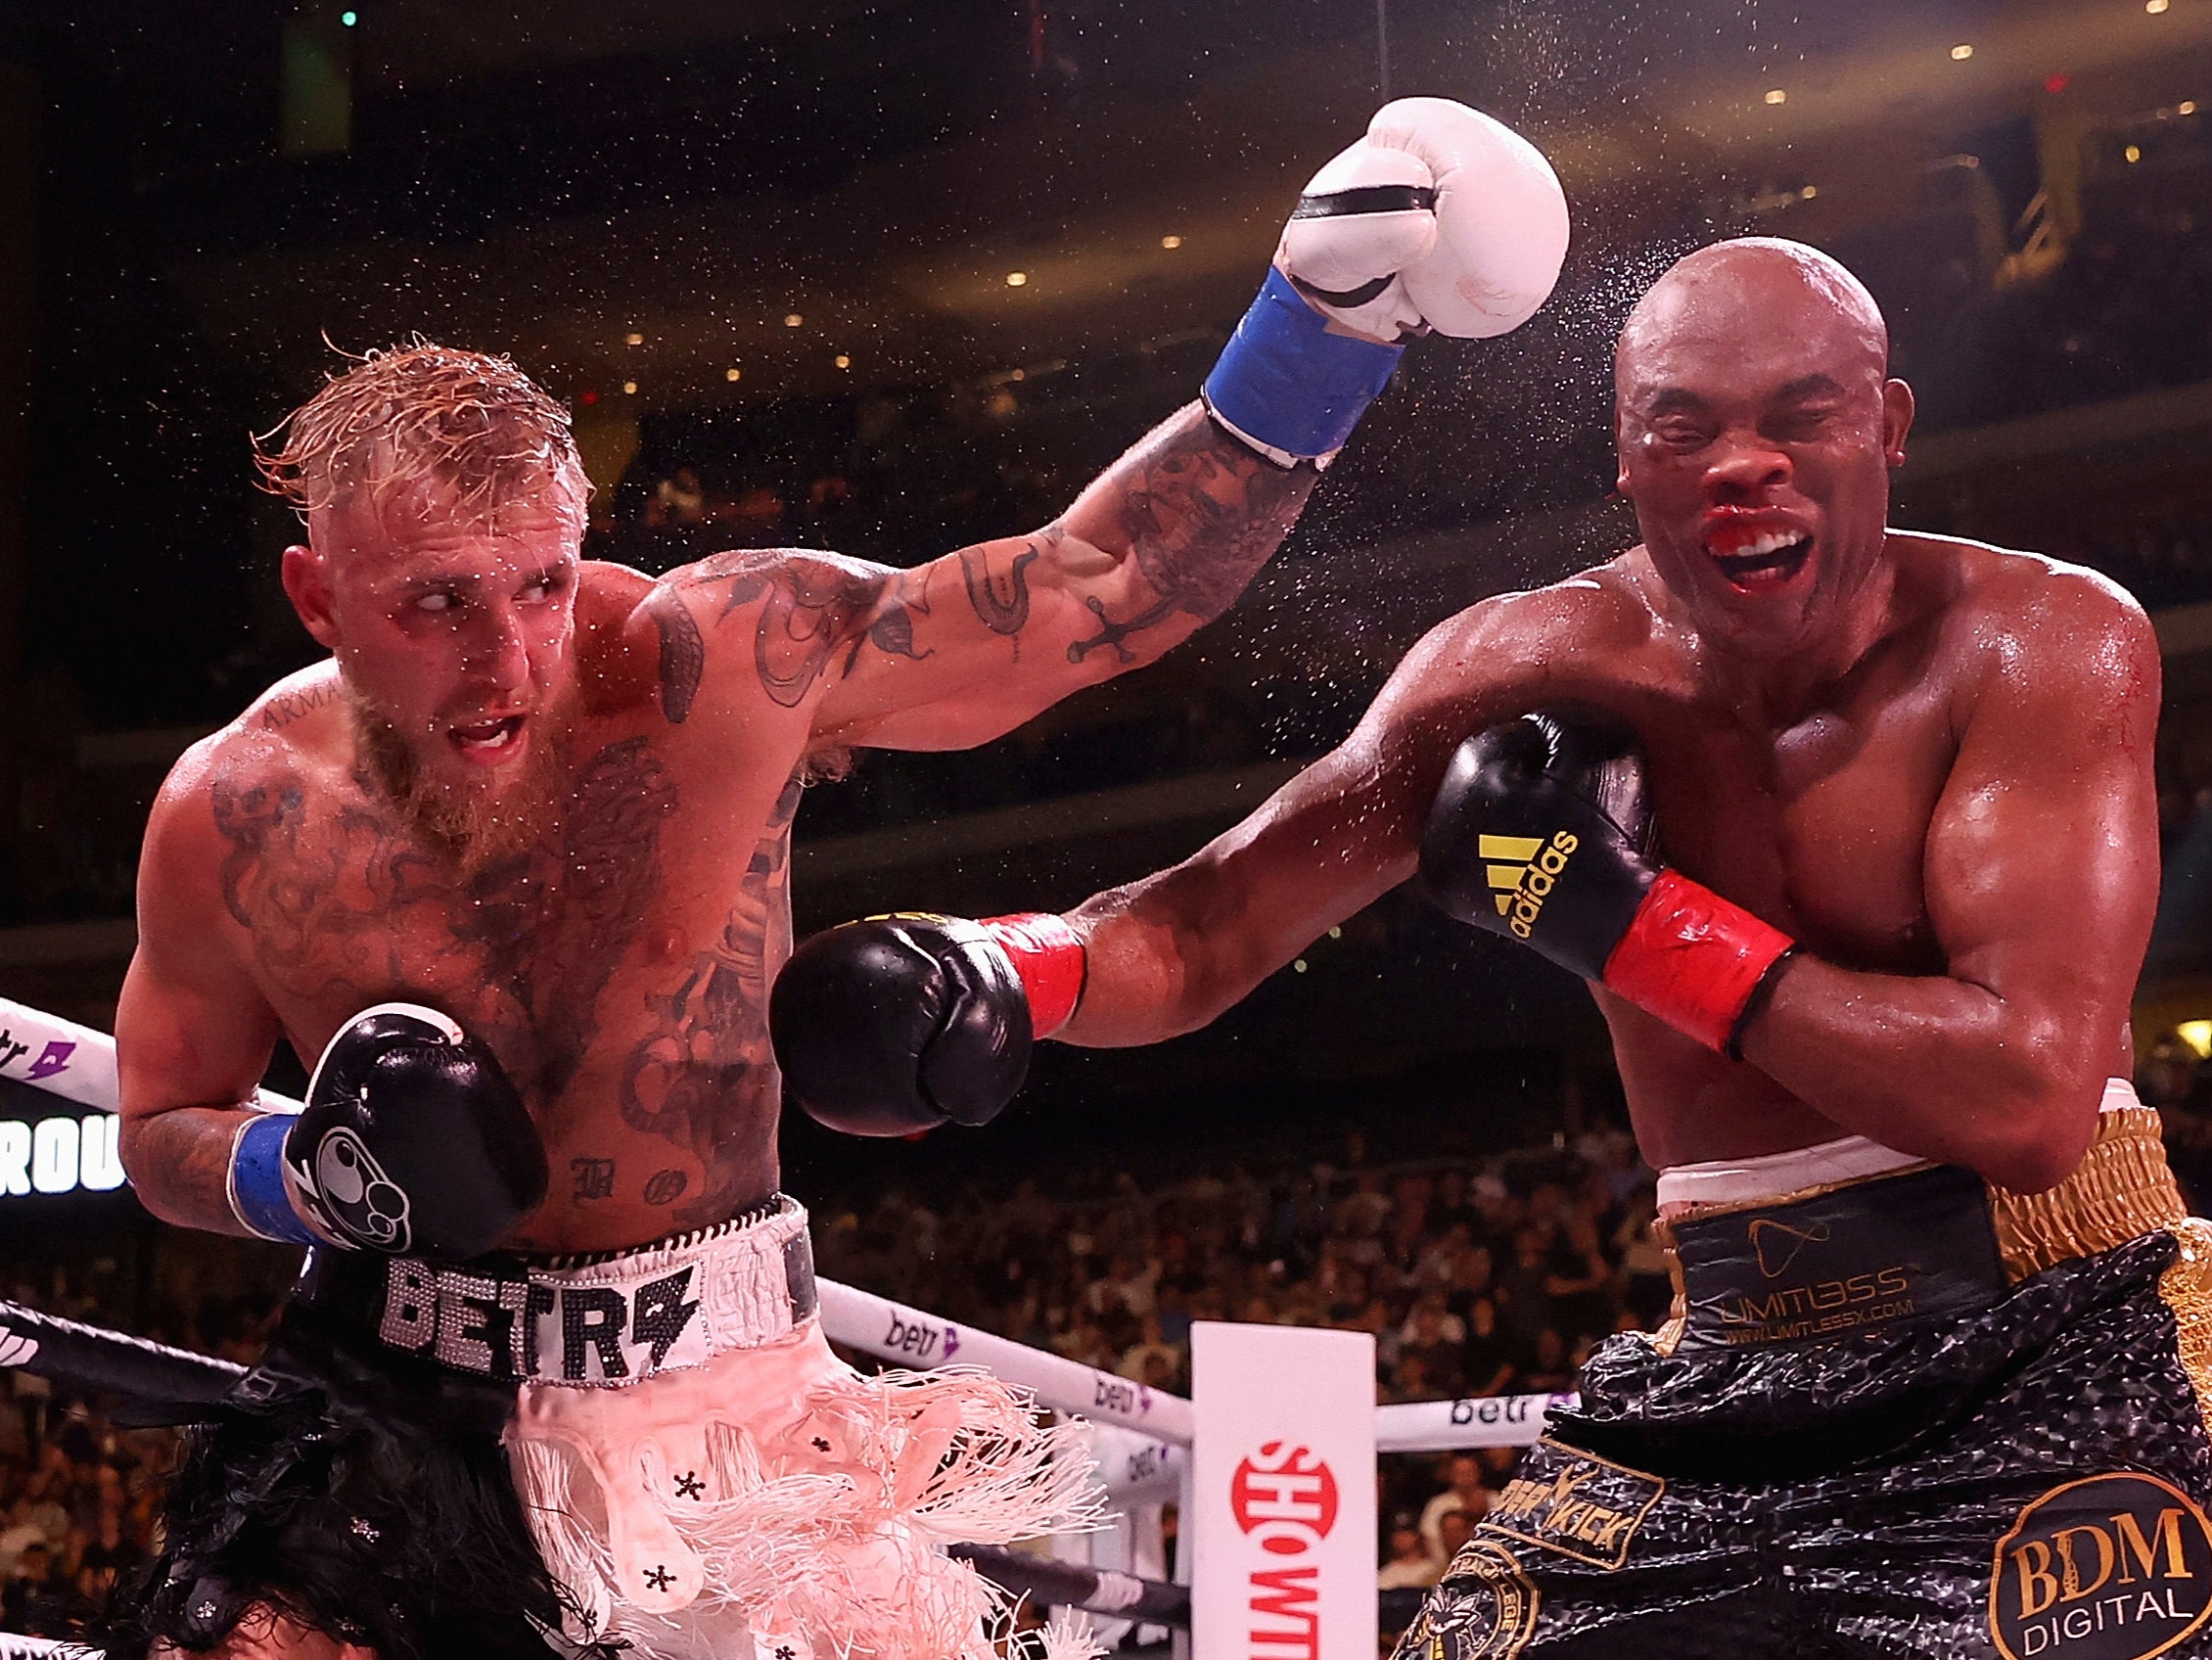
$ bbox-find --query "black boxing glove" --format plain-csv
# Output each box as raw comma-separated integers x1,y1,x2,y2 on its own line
1421,709,1794,1055
770,912,1085,1136
228,1002,548,1258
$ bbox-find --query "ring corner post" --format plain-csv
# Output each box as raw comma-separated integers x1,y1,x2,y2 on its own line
1191,1319,1379,1660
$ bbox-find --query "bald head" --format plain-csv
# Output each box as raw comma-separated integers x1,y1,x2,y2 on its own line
1609,237,1913,658
1617,239,1888,401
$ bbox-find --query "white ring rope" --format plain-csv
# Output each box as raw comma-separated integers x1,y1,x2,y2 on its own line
0,994,1568,1452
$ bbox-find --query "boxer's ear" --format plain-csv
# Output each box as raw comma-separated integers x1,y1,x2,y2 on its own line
282,543,340,650
1881,378,1915,468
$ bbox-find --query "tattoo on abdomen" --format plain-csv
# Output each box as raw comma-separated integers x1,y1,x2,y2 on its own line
619,773,800,1229
571,1157,616,1201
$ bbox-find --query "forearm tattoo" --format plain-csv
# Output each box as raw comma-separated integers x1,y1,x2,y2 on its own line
1128,416,1313,617
1070,410,1316,663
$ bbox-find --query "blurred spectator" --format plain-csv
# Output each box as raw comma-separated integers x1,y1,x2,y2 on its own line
1459,1297,1515,1399
1437,1506,1478,1563
1614,1190,1674,1331
1378,1513,1442,1591
1417,1453,1492,1559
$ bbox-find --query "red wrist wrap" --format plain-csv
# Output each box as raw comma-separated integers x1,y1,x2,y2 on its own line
981,913,1087,1038
1599,870,1794,1053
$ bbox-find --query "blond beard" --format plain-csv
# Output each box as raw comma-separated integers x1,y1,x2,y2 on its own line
347,688,571,878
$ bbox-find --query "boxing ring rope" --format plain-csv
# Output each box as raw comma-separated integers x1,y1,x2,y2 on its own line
0,993,1570,1651
0,994,1573,1451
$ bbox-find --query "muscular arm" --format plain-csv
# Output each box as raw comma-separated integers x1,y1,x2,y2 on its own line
115,743,285,1235
1733,573,2161,1193
638,405,1318,748
1060,597,1567,1045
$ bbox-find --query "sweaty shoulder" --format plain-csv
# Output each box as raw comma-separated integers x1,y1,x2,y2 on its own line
1919,533,2159,712
1383,556,1662,715
143,676,334,937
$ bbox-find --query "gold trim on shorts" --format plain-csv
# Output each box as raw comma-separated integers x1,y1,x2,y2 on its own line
1649,1108,2189,1358
1989,1107,2187,1279
2159,1217,2212,1435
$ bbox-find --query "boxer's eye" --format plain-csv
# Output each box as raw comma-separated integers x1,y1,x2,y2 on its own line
415,591,459,615
1770,408,1836,441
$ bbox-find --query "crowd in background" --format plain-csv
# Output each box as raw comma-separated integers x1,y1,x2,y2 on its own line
0,1072,2207,1636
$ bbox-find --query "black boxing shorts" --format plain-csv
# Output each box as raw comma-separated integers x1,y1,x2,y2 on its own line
1395,1097,2212,1660
97,1286,596,1660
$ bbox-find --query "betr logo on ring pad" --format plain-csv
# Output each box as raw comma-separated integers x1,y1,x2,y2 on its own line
1989,1472,2212,1660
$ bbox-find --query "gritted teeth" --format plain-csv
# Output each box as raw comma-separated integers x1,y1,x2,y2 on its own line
1705,529,1808,561
1711,532,1814,590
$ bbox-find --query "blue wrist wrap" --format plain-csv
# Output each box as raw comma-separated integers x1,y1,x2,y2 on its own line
229,1112,317,1246
1202,266,1406,462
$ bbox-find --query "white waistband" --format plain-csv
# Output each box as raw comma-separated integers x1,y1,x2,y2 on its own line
1654,1078,2143,1209
376,1197,817,1386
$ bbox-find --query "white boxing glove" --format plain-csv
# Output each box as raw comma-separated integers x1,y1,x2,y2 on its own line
1278,97,1570,343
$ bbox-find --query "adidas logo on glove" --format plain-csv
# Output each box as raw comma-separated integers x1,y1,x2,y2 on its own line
1479,831,1580,940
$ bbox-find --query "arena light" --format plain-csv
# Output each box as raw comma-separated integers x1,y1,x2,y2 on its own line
2127,143,2143,162
1161,235,1182,250
341,9,357,23
724,367,741,382
2149,0,2172,14
784,313,804,328
622,379,638,394
2183,101,2199,115
2179,1020,2212,1058
624,331,644,346
1951,43,1975,61
1006,271,1029,287
1801,184,1820,199
834,353,852,369
1764,88,1787,106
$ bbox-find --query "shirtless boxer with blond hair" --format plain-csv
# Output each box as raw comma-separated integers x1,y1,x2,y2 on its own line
106,101,1570,1660
780,239,2212,1658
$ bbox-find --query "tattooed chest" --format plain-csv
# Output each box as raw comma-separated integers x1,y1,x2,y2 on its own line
210,738,682,1102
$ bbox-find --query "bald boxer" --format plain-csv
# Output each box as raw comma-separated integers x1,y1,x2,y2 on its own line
781,239,2212,1657
107,102,1570,1660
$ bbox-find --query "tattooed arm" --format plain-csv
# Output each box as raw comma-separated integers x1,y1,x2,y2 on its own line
115,739,287,1236
639,404,1318,747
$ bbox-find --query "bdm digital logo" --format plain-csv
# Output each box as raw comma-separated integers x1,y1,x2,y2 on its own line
1230,1442,1338,1660
1989,1472,2212,1660
1479,833,1579,941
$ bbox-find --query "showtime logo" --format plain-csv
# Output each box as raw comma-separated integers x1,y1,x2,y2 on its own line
1231,1443,1339,1659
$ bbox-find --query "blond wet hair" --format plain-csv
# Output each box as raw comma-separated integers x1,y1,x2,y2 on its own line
254,341,590,536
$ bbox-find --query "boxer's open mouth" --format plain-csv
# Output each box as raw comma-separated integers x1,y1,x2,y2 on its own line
448,715,527,760
1706,529,1814,593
